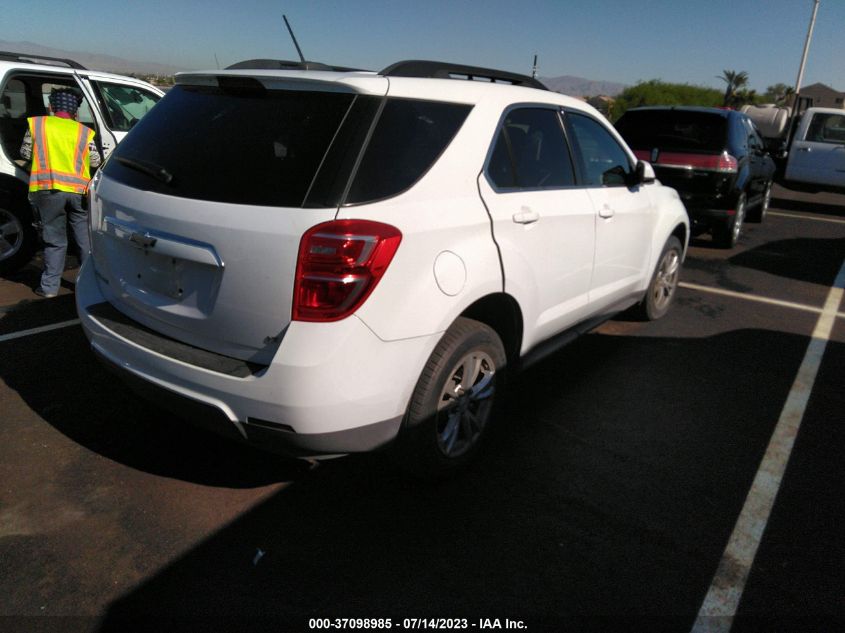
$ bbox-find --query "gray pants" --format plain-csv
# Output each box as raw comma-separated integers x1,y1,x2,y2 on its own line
31,190,90,295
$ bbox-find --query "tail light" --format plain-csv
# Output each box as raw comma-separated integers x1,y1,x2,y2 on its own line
633,149,738,173
293,220,402,322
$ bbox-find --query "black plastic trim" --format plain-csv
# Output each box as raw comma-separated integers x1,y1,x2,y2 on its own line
380,60,547,91
86,302,266,378
224,59,365,72
0,51,86,70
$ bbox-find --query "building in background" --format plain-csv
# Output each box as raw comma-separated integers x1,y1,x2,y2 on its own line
799,83,845,109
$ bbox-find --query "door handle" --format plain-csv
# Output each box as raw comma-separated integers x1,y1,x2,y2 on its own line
598,204,615,219
797,147,812,152
512,208,540,224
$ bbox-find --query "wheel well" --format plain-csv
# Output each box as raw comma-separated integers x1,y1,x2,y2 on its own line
460,293,522,371
671,223,688,253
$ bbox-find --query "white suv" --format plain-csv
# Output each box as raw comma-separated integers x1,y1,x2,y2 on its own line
76,60,689,476
0,51,164,274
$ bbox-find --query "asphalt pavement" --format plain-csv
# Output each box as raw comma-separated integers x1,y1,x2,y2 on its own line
0,186,843,633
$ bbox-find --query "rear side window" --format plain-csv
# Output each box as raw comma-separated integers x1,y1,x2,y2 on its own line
615,110,728,154
486,107,576,189
103,83,357,207
345,98,472,204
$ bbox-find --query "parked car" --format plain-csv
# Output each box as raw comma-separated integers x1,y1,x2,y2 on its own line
76,59,689,476
0,51,164,275
615,106,776,248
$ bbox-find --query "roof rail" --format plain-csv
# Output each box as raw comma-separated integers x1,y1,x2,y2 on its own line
380,60,547,91
0,50,86,70
224,59,364,72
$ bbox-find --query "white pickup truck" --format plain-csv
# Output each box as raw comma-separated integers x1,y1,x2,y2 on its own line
743,102,845,194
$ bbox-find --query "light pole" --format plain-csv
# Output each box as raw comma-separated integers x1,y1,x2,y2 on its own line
795,0,820,93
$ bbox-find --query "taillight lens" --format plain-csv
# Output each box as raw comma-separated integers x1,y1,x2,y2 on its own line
632,149,738,173
293,220,402,322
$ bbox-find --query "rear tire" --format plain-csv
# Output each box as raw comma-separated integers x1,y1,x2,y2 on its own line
747,182,771,223
391,317,506,479
713,192,746,249
0,205,37,276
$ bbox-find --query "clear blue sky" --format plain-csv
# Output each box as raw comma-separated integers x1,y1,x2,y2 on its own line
3,0,843,91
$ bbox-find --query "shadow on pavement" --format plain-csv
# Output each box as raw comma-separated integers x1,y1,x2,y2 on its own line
729,237,845,287
0,327,310,488
770,196,845,218
81,328,837,631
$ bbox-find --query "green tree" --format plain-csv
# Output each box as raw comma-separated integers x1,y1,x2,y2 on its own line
763,83,794,104
734,88,761,108
609,80,723,121
718,69,749,107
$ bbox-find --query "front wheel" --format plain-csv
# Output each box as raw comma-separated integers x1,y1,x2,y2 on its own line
634,236,683,321
391,317,506,478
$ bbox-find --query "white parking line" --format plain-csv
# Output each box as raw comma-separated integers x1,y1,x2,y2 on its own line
0,319,81,343
691,258,845,633
769,211,845,225
679,281,845,319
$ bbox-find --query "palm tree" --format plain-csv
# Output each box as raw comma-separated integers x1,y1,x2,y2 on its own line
718,70,749,107
765,83,795,104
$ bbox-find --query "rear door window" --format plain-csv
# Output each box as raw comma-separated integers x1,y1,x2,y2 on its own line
486,107,576,189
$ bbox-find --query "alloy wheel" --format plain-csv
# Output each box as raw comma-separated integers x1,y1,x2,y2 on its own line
0,208,24,262
436,351,497,458
732,196,746,243
651,247,681,312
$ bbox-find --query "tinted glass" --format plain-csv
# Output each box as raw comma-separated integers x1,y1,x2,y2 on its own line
487,128,516,188
303,95,382,208
94,82,161,132
615,110,728,153
567,113,632,186
104,83,356,207
346,98,471,204
487,108,575,189
806,112,845,144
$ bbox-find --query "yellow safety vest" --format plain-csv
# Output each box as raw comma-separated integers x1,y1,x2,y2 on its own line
27,116,95,194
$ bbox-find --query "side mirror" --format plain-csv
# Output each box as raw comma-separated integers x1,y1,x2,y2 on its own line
635,160,656,185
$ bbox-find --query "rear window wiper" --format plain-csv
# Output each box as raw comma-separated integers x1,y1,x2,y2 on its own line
115,156,174,184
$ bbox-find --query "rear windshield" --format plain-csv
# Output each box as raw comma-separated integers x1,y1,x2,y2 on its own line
103,82,472,208
104,83,356,207
615,110,728,154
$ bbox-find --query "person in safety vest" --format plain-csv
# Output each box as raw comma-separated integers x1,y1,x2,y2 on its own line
20,88,102,298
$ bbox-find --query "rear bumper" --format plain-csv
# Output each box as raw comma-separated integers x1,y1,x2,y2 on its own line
76,259,439,457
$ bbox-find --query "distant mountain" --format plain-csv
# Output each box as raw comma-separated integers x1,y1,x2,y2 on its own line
541,75,626,97
0,40,184,75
